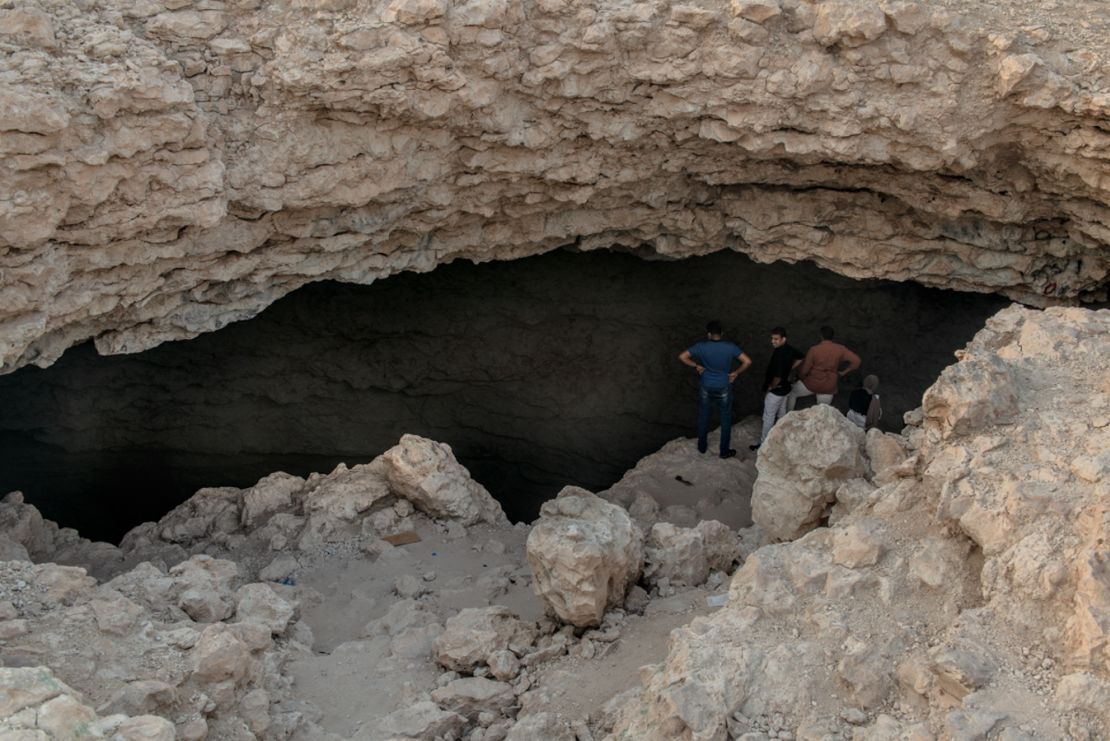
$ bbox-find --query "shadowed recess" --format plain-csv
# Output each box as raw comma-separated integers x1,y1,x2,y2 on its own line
0,250,1007,542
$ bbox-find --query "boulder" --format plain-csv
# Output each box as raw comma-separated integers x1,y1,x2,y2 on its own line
751,405,866,541
696,520,742,572
366,700,465,741
644,522,709,588
526,487,644,627
170,555,239,623
191,623,252,685
434,606,536,673
0,495,56,559
930,640,997,702
99,680,177,717
114,715,176,741
487,649,521,681
90,593,146,636
33,563,97,603
865,429,907,484
731,0,781,24
831,519,886,569
239,688,271,736
157,487,243,545
430,677,515,721
258,554,299,582
235,583,295,635
0,533,30,562
812,0,888,48
382,435,508,526
0,667,173,740
240,472,304,529
299,462,392,547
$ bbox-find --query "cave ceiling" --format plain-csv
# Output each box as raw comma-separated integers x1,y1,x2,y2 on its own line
1,0,1109,373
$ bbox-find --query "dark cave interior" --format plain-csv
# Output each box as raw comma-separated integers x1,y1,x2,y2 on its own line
0,249,1009,542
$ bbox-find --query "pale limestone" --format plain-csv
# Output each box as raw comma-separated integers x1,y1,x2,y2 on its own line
751,405,867,541
607,306,1110,741
526,487,644,627
643,523,710,588
382,435,508,526
1,1,1108,375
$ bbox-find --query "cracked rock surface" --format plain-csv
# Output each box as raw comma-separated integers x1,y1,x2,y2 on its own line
2,0,1109,372
604,304,1110,740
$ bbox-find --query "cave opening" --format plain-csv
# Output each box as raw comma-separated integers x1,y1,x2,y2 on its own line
0,249,1008,543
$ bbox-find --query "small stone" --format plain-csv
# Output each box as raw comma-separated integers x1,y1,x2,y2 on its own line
394,574,428,599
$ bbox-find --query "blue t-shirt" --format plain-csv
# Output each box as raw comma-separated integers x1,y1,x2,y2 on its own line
687,340,743,389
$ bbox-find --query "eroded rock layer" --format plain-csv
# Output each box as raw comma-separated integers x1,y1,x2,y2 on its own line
2,0,1109,372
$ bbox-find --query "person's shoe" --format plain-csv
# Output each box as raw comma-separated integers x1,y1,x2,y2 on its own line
697,445,707,454
748,443,760,451
720,449,737,459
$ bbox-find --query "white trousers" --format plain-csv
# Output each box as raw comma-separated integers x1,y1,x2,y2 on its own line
846,409,867,429
786,379,833,412
760,392,789,443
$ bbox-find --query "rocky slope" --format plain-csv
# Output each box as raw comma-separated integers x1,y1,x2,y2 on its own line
605,304,1110,740
2,0,1109,372
0,422,759,739
0,303,1106,740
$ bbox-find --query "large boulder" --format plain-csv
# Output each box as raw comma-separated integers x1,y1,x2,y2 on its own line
751,405,866,541
696,520,743,573
526,487,644,627
382,435,507,526
505,712,576,741
235,583,295,635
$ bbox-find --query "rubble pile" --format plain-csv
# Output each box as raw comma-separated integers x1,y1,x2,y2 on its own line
0,425,752,739
0,305,1105,740
605,305,1110,740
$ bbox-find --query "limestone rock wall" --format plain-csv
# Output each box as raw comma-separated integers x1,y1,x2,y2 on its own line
1,0,1109,372
603,305,1110,739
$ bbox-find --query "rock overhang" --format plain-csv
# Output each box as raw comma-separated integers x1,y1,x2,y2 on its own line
1,0,1109,373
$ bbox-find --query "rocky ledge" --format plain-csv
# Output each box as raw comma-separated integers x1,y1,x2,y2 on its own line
2,0,1109,372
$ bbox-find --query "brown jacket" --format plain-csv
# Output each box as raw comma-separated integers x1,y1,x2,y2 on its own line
798,340,861,395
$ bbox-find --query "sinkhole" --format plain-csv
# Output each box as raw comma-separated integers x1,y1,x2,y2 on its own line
0,249,1009,543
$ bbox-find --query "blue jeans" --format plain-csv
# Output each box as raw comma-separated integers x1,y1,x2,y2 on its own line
697,385,732,455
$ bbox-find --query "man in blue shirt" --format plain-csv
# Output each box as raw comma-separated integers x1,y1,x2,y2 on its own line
678,320,752,459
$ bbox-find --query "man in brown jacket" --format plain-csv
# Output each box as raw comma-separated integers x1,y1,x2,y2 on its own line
786,325,861,411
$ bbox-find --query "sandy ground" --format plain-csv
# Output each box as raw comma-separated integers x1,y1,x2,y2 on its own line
285,447,740,738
